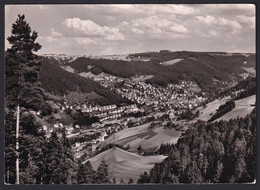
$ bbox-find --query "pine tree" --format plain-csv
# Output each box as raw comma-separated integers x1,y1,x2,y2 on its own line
94,160,110,184
128,177,134,184
77,161,95,184
212,160,223,183
119,178,124,184
5,14,46,184
112,177,117,184
137,172,149,184
40,132,77,184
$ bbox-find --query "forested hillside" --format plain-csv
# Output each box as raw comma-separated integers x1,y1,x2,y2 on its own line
67,57,161,77
40,58,130,105
67,51,255,90
138,109,256,184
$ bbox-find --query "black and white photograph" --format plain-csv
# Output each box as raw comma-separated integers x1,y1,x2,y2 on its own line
4,4,256,184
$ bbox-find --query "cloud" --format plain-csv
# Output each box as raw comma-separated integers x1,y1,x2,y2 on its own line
209,30,219,37
236,15,255,29
196,15,215,25
50,28,62,37
218,4,255,12
135,4,198,15
218,17,241,30
168,25,188,33
131,28,144,34
201,4,255,16
105,4,198,16
132,16,188,34
196,15,242,34
6,4,253,55
63,17,124,40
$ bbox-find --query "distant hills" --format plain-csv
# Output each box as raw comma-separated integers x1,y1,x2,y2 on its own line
66,51,255,90
39,51,255,104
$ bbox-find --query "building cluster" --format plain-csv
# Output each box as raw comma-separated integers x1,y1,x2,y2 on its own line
116,80,207,116
240,72,250,79
82,104,139,122
42,53,82,62
79,71,124,88
40,73,212,161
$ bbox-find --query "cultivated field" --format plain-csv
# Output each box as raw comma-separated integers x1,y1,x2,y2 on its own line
160,58,183,66
104,122,181,152
216,95,255,121
196,96,232,121
86,147,167,182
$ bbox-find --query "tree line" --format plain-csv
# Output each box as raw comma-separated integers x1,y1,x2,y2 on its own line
208,100,235,122
137,110,256,184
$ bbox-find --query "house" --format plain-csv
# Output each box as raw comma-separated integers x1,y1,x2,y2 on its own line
42,126,47,131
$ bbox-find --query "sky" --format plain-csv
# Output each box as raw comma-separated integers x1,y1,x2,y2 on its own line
5,4,255,56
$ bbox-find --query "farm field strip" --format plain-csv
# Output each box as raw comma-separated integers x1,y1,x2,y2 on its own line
216,95,255,121
160,58,184,66
105,121,181,151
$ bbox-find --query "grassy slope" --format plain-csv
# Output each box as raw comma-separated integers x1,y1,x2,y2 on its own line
86,147,167,182
216,95,255,121
196,96,232,121
105,122,181,151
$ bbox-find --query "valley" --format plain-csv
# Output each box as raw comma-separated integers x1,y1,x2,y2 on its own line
4,5,256,185
35,50,256,183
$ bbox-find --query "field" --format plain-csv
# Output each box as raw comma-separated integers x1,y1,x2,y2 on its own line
187,83,201,92
196,96,232,121
242,67,256,75
160,58,183,66
130,75,154,82
104,122,181,152
86,147,167,182
216,95,255,121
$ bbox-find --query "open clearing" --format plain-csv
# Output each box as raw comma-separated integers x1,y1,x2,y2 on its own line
86,147,167,182
104,122,181,152
131,75,154,82
196,96,231,121
160,58,183,66
187,83,201,92
242,67,256,76
216,95,255,121
78,71,98,79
